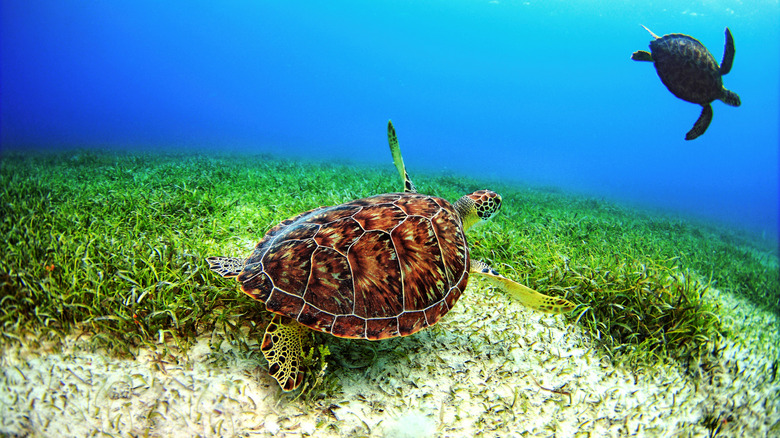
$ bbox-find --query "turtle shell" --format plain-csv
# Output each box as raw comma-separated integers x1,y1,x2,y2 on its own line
649,34,723,105
236,192,469,340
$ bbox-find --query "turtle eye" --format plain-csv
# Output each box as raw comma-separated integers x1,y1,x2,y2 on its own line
468,190,502,220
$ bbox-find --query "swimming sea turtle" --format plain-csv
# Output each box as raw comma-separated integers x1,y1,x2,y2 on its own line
631,26,741,140
207,121,575,391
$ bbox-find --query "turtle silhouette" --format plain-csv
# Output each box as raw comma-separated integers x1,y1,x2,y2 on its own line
632,26,741,140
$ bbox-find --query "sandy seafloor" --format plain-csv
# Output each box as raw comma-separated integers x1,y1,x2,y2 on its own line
1,281,778,437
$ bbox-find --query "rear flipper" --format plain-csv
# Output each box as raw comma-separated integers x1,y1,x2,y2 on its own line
261,315,307,392
720,88,741,107
685,104,713,140
206,256,244,278
470,260,575,313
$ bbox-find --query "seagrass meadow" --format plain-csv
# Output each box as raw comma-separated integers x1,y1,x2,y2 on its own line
1,149,778,437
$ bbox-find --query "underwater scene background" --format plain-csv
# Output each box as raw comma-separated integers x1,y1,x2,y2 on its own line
2,1,780,437
2,0,778,244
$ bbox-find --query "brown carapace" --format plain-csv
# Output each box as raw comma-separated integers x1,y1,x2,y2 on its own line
236,191,469,341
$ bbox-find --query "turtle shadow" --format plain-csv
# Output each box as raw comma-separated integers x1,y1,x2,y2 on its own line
317,324,504,394
322,332,423,373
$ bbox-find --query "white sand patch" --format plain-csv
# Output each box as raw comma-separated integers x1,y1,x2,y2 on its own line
1,284,778,437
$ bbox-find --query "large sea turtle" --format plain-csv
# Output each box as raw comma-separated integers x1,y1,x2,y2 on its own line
631,26,741,140
207,121,575,391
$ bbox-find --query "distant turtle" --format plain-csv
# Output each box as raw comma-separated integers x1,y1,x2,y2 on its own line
631,26,741,140
207,121,575,391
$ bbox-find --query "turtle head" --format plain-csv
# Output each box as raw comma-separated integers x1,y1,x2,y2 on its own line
454,190,502,231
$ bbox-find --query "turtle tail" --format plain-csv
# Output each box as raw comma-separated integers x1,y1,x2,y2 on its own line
720,88,741,107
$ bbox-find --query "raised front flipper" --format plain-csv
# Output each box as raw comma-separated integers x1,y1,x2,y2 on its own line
470,260,575,313
387,120,417,193
720,27,735,76
261,315,307,392
685,104,713,141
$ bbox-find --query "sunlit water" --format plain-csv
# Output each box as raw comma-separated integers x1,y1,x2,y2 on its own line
2,0,778,245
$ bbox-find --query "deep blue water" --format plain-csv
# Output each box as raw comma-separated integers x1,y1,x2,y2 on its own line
2,1,778,244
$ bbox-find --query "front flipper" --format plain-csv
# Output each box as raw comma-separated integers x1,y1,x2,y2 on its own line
720,27,735,76
631,50,653,62
387,120,417,193
685,104,713,141
261,315,307,392
470,260,575,313
206,256,244,278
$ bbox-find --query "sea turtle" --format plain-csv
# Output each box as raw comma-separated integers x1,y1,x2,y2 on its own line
207,121,575,391
631,26,741,140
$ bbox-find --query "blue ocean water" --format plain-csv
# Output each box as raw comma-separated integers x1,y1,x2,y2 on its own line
2,1,778,244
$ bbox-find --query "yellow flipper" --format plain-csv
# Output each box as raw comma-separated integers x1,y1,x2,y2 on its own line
471,260,575,313
387,120,417,193
261,315,308,392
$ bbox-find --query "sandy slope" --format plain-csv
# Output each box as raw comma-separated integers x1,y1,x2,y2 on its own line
1,285,778,437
